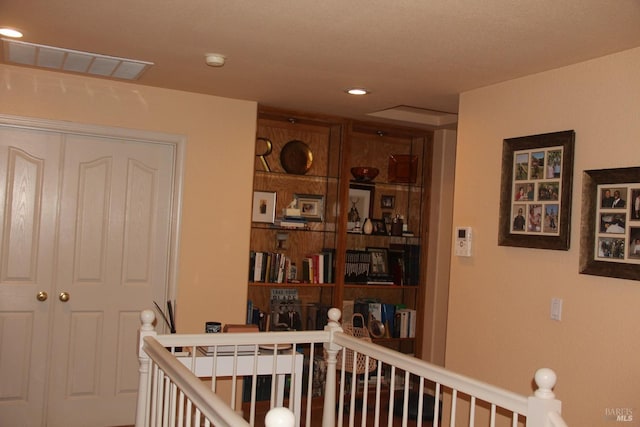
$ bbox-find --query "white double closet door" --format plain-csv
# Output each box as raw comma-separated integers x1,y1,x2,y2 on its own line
0,117,181,427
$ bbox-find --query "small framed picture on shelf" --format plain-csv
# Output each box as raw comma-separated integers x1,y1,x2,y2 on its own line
252,191,276,223
366,247,389,276
381,195,395,209
370,218,388,235
382,211,393,225
294,193,324,222
348,184,374,231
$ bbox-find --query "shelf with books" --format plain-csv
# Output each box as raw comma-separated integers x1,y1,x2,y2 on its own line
338,121,432,357
248,249,336,285
248,107,342,332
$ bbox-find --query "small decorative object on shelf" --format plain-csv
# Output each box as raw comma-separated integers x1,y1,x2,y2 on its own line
280,140,313,175
362,218,373,235
390,214,404,236
350,166,379,182
388,154,418,183
283,198,301,217
255,137,273,172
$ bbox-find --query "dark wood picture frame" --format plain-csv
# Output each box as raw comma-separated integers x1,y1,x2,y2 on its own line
580,167,640,281
498,130,575,250
370,218,388,235
366,247,389,276
381,195,395,209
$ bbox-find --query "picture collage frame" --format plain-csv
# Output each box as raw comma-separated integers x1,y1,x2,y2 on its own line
498,130,575,250
580,167,640,281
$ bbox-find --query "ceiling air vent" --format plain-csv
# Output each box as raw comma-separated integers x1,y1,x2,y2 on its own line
2,38,153,80
368,105,458,127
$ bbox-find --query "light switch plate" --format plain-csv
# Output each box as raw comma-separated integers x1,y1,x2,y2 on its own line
550,298,562,321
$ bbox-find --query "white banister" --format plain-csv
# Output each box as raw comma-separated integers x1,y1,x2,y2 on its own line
136,307,567,427
265,407,296,427
321,308,343,427
136,309,157,427
526,368,564,427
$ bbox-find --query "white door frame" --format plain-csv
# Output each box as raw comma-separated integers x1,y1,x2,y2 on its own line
0,114,185,425
0,113,185,306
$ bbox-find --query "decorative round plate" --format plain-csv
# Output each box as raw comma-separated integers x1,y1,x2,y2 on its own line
280,140,313,175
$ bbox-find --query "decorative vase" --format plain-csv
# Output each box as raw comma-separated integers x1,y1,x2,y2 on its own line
363,218,373,235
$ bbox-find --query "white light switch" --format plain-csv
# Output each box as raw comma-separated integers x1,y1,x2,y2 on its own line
550,298,563,321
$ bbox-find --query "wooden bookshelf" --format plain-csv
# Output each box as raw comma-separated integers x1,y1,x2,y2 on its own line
247,107,433,358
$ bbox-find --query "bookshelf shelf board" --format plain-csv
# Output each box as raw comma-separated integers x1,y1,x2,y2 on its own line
344,284,418,290
251,223,337,232
255,170,340,183
372,337,415,343
248,282,335,288
369,181,424,192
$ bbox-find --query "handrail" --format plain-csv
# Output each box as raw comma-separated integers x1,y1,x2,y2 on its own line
331,331,529,415
154,329,330,347
549,411,569,427
142,336,248,427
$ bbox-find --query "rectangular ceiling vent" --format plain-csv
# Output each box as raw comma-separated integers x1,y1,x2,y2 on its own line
2,38,153,80
368,105,458,127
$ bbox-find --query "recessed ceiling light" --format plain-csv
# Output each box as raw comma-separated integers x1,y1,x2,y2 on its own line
205,53,226,67
0,27,23,38
347,88,369,96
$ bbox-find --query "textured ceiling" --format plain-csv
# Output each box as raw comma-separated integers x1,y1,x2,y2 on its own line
2,0,640,128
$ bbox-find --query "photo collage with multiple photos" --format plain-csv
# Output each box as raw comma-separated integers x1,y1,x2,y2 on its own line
595,185,640,262
511,146,563,235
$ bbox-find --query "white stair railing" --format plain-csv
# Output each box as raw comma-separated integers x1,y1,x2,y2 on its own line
137,307,567,427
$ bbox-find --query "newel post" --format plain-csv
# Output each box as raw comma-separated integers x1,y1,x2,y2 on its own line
526,368,563,427
135,309,157,427
265,407,295,427
322,308,343,427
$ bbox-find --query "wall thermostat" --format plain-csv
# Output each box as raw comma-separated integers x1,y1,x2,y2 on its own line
455,226,472,257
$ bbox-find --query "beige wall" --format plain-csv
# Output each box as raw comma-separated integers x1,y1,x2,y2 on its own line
448,47,640,425
0,64,257,333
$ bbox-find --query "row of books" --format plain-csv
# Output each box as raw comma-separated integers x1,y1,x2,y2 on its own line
248,249,335,284
389,243,421,286
344,250,372,283
343,300,417,339
300,250,334,284
273,215,309,229
344,244,421,285
249,251,291,283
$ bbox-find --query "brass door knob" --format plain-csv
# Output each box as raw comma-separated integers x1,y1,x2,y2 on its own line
59,292,70,302
36,291,48,302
